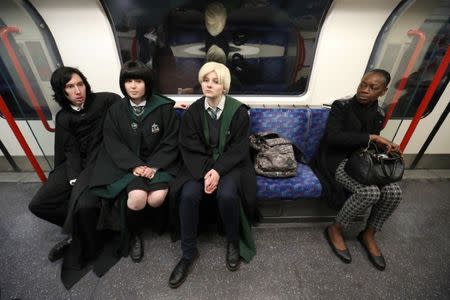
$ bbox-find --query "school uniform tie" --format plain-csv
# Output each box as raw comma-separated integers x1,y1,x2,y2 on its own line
207,107,219,120
132,105,145,116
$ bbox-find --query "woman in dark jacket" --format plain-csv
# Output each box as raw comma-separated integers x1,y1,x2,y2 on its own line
168,62,256,288
316,69,403,271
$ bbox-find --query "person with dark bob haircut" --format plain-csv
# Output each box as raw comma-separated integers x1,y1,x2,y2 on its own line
313,69,402,271
90,60,180,264
28,66,121,289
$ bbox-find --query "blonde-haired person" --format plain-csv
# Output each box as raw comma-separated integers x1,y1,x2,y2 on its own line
168,62,257,288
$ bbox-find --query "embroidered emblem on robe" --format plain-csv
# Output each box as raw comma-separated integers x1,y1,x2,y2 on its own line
151,123,160,133
131,122,138,130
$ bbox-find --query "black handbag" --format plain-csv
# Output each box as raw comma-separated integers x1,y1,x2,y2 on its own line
345,141,404,186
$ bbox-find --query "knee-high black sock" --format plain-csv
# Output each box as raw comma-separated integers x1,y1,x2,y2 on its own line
127,209,144,236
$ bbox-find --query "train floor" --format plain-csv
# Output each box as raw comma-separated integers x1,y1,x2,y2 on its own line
0,171,449,299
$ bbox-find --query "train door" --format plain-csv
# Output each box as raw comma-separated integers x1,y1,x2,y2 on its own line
0,0,62,171
368,0,449,168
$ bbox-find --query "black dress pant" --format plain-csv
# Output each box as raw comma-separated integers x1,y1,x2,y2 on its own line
29,165,71,227
179,173,240,260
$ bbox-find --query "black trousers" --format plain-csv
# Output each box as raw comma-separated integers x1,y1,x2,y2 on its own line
179,173,240,260
29,165,71,227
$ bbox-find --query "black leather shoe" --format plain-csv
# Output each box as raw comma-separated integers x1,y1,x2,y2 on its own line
169,253,198,289
357,232,386,271
130,234,143,263
226,241,240,271
48,237,72,262
324,227,351,264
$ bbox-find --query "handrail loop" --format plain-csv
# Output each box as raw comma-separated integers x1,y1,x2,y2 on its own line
0,26,55,132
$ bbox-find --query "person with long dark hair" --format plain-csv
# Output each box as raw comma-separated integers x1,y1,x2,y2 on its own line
28,66,120,288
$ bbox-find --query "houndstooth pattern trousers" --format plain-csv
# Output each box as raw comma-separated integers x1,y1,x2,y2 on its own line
334,159,402,231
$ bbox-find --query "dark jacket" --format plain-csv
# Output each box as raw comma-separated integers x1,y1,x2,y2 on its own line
54,92,121,180
312,96,384,209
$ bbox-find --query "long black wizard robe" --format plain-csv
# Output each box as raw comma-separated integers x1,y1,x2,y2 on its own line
29,92,120,227
41,92,120,289
170,96,257,262
75,94,180,278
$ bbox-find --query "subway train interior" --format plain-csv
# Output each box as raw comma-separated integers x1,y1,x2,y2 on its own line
0,0,449,299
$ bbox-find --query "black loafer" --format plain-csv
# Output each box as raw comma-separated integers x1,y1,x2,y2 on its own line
357,232,386,271
324,227,351,264
48,237,72,262
169,253,198,289
226,241,240,271
130,235,143,263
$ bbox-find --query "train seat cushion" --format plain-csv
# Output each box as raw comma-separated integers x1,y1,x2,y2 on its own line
250,107,329,200
256,163,322,199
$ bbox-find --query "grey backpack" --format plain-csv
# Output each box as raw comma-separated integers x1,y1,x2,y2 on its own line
249,132,301,178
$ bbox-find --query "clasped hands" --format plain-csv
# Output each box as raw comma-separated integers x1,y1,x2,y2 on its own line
204,169,220,194
133,166,156,179
369,134,402,156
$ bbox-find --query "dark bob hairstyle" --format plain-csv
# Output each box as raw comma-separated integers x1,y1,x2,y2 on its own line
119,60,153,99
50,66,92,109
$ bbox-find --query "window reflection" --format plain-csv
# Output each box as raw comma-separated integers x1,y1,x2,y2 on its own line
368,0,449,119
102,0,331,95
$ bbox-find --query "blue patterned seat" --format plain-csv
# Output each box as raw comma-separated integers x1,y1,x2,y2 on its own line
250,108,329,200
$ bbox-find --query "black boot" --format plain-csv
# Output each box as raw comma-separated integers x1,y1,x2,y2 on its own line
48,237,72,262
226,241,240,271
130,234,143,263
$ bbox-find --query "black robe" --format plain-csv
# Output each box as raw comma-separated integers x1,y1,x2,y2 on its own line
29,92,120,227
39,92,120,289
169,96,257,261
311,96,384,209
90,93,180,249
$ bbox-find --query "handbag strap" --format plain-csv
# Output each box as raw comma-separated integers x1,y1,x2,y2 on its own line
379,153,402,179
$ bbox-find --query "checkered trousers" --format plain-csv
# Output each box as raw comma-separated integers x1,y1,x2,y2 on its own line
334,159,402,231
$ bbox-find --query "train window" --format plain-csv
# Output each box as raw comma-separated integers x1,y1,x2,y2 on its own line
101,0,332,95
368,0,449,119
0,0,62,120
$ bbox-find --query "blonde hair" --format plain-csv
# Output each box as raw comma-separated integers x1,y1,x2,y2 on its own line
206,45,227,64
198,62,231,94
205,2,227,36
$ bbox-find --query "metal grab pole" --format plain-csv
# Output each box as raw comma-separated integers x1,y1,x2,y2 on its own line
400,47,450,152
0,26,55,132
0,95,47,182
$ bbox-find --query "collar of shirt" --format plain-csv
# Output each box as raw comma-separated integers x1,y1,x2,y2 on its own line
129,99,147,107
70,103,84,112
204,95,225,119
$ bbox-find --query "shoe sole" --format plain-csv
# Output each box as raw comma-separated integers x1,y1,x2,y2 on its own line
169,254,198,289
324,227,351,264
226,262,240,272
